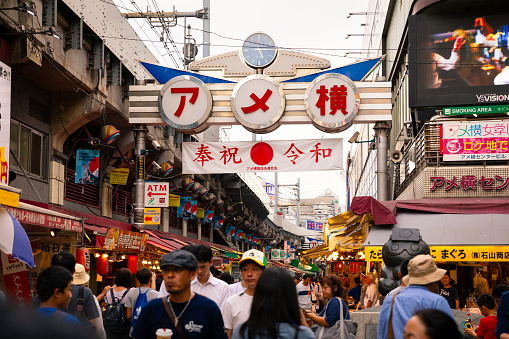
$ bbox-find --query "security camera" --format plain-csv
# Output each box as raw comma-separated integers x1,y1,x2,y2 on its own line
152,140,162,150
348,131,360,143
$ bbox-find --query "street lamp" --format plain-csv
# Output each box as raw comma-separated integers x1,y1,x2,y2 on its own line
346,12,380,18
0,2,36,16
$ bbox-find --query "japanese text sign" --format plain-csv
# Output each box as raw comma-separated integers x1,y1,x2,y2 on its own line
144,182,169,207
102,229,149,252
4,206,82,232
231,75,285,131
441,121,509,161
365,246,509,262
430,174,509,192
110,168,129,185
305,73,360,132
0,61,10,185
144,208,161,225
158,75,212,131
307,220,315,230
182,139,343,174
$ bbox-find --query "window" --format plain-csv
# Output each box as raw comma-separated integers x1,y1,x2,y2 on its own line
10,120,48,179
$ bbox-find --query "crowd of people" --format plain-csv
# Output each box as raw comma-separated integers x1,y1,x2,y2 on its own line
3,247,509,339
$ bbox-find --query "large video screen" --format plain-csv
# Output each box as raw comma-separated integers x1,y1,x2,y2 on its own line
409,11,509,108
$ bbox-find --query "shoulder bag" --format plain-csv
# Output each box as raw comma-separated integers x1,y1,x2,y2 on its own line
162,297,188,339
314,297,357,339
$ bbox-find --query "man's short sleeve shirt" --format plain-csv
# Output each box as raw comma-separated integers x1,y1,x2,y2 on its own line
221,292,253,331
296,282,313,311
131,294,227,339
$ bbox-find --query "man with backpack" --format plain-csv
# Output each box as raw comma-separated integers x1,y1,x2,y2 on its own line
101,268,132,339
32,251,101,336
124,268,159,337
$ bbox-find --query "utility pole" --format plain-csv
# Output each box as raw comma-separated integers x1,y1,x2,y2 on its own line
374,122,391,201
133,124,148,229
202,0,210,57
296,178,300,227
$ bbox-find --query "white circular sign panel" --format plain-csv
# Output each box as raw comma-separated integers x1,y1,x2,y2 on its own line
231,74,285,132
158,75,212,131
304,73,360,133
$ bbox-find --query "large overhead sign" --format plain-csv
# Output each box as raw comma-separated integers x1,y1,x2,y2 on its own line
441,120,509,161
182,139,343,174
130,57,391,133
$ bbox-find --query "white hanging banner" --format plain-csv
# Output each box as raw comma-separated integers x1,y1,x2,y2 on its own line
182,139,343,174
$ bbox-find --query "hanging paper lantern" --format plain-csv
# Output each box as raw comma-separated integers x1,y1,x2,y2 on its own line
100,125,120,145
97,254,109,276
76,247,90,272
128,255,138,274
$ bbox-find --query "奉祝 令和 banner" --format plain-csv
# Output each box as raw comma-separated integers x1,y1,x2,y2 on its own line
182,139,343,174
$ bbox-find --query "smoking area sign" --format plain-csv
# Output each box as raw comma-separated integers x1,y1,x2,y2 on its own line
144,208,161,225
144,182,169,207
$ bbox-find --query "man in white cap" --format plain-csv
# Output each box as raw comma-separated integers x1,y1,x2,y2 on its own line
222,249,267,339
377,254,454,339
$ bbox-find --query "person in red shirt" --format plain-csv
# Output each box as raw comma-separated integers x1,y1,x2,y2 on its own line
464,294,497,339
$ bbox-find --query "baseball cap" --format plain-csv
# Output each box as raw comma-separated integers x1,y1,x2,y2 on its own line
239,249,267,268
160,250,198,271
402,254,446,286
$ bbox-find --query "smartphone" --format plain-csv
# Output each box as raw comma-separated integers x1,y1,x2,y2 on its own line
462,320,472,329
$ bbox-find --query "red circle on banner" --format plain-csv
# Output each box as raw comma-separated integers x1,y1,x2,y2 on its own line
250,142,274,165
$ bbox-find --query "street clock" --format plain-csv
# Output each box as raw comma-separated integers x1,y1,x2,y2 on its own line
241,32,278,68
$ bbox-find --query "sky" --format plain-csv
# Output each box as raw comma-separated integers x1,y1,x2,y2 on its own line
113,0,371,209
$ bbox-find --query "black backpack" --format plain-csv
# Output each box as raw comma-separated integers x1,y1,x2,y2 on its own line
103,289,129,334
76,286,98,337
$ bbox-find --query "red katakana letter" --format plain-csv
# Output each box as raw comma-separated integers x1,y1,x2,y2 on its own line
445,176,460,190
171,87,199,117
430,176,445,191
241,89,273,114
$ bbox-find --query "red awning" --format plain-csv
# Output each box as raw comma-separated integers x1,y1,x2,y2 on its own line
350,196,509,225
148,238,178,252
144,230,181,251
84,224,107,235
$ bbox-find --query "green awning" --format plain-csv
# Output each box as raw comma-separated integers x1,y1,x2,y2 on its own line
225,252,240,259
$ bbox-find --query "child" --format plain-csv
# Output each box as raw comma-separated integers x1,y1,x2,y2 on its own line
464,294,497,339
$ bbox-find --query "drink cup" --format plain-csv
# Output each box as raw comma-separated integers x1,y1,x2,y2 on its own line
156,328,173,339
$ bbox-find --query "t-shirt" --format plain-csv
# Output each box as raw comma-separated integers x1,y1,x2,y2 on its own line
104,288,130,304
347,285,362,304
124,287,159,333
36,307,81,325
32,285,100,321
227,282,246,298
477,315,497,339
296,282,313,311
131,293,227,339
439,286,459,309
222,292,253,331
364,283,378,307
232,323,314,339
318,297,350,326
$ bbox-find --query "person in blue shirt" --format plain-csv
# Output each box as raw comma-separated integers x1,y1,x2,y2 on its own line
347,276,362,308
35,265,80,325
377,255,454,339
304,274,350,326
132,250,227,339
496,290,509,339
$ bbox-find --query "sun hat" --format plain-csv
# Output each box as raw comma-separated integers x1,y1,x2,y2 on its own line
239,249,267,268
402,254,446,286
160,250,198,271
73,263,90,285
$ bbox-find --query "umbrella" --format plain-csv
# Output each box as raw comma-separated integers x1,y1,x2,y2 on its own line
0,205,35,267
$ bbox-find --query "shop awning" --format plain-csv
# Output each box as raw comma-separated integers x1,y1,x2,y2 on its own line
144,230,181,252
364,210,509,262
365,210,509,247
327,211,372,252
301,243,331,259
5,202,83,232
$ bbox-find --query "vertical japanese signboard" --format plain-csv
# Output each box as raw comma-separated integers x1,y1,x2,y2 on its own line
0,61,10,184
182,139,343,174
441,121,509,161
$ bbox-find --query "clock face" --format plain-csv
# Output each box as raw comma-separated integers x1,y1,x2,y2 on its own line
241,33,277,68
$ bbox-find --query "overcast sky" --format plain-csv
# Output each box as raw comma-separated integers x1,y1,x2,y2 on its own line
113,0,371,209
